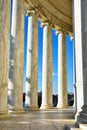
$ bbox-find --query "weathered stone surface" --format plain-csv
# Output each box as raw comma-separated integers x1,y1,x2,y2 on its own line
76,0,87,123
0,109,75,130
41,25,53,109
13,0,25,110
31,13,38,108
57,32,68,108
47,27,53,107
25,11,38,109
0,0,10,112
8,0,25,111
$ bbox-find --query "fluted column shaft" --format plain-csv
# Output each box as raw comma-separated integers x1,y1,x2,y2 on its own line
41,23,53,109
25,11,38,110
70,36,76,108
73,0,84,121
25,13,33,107
0,0,10,118
73,41,76,108
8,0,24,113
73,0,87,123
8,0,17,110
57,31,68,108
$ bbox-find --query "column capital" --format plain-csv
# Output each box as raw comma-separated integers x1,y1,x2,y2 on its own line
24,9,35,16
70,36,74,41
55,29,68,36
40,20,54,28
40,21,49,28
68,32,74,41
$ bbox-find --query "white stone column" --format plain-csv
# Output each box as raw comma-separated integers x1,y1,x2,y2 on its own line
73,41,76,108
40,23,53,109
0,0,10,119
25,12,33,108
8,0,24,113
73,0,84,121
73,0,87,123
57,31,68,108
25,10,38,110
8,0,17,110
70,35,76,108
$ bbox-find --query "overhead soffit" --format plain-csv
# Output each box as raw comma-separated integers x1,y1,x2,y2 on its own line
26,0,72,33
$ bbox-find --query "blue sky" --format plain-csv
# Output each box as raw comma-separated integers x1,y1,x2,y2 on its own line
23,16,74,94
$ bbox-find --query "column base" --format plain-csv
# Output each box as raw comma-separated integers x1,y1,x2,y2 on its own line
8,107,24,114
76,105,87,123
25,105,39,111
0,110,8,120
40,104,53,110
57,103,68,109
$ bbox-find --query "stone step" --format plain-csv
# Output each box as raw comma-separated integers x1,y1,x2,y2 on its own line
65,124,82,130
80,124,87,130
71,128,82,130
65,124,76,130
77,115,87,123
80,111,87,117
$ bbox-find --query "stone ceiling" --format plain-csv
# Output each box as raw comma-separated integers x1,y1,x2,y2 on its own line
25,0,72,33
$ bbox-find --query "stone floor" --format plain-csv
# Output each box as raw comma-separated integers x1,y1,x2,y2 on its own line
0,108,75,130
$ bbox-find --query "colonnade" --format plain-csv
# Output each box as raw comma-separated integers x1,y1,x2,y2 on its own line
24,10,68,110
25,10,68,109
1,0,87,124
7,0,69,112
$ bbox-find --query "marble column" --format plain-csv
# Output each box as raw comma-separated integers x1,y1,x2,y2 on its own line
73,41,76,109
0,0,10,118
40,23,53,109
8,0,24,113
57,31,68,108
8,0,17,110
25,10,38,110
74,0,87,123
70,35,76,108
73,0,84,121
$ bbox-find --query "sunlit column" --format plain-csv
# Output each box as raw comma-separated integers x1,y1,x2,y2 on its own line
72,38,76,108
70,34,76,108
8,0,18,110
73,0,87,123
25,10,38,110
73,0,84,121
25,11,33,107
0,0,10,119
57,31,68,108
8,0,24,113
40,22,53,109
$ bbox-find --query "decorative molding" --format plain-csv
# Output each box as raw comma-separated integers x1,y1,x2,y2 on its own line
55,29,68,36
24,9,35,16
69,32,74,40
25,0,72,32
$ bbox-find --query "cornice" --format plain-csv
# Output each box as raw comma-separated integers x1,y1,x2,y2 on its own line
25,0,73,33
